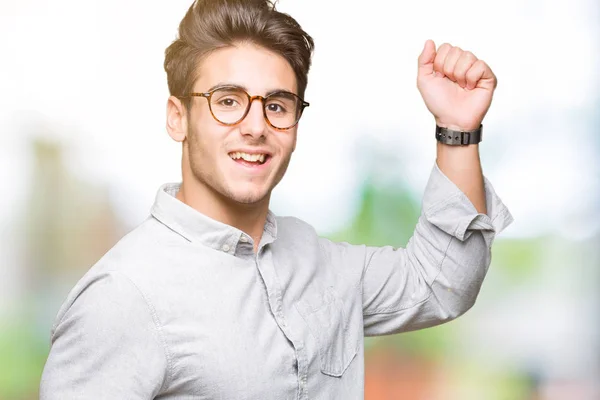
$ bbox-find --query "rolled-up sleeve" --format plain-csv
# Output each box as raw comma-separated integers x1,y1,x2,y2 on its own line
361,161,514,336
40,271,169,399
423,161,514,247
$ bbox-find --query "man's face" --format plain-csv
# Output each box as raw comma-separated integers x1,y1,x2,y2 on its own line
183,42,299,206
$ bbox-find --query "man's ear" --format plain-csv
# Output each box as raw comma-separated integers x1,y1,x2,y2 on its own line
166,96,188,142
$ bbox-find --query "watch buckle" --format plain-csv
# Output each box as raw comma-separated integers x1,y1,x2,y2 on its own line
461,131,470,145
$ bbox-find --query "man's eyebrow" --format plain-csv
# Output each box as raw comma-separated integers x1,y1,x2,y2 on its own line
265,88,296,97
206,83,247,92
205,82,296,96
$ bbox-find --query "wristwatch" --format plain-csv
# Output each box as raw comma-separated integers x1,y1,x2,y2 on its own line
435,124,483,145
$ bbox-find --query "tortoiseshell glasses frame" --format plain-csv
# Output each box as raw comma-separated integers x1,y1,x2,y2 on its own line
179,86,310,131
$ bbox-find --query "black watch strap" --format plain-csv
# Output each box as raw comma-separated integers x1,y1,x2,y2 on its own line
435,124,483,145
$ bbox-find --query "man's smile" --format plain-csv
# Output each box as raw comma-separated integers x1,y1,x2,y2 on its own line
228,150,272,169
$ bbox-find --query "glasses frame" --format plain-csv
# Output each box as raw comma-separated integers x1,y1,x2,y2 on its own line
181,86,310,131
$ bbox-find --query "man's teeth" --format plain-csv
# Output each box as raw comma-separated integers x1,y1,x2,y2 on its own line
229,152,266,163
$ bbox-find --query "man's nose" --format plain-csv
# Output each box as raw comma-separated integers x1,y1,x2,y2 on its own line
240,98,267,138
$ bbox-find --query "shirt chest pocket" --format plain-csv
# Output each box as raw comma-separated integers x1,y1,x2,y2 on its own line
296,286,360,377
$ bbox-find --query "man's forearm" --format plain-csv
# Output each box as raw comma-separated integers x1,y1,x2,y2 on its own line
436,142,486,215
417,38,496,217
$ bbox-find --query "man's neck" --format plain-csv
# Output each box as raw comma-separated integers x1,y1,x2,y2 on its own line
175,181,269,252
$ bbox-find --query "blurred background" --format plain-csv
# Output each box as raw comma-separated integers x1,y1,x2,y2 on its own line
1,0,598,399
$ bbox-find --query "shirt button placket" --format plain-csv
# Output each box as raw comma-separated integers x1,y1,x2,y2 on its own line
296,341,308,400
298,371,308,398
257,249,307,399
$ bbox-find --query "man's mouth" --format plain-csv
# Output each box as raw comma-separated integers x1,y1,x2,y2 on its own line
228,151,270,166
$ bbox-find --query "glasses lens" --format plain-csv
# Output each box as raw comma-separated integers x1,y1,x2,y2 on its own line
209,88,249,124
265,92,302,129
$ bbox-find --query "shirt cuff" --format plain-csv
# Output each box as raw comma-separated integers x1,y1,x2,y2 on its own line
422,160,514,247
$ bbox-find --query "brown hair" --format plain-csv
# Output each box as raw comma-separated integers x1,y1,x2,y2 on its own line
164,0,314,112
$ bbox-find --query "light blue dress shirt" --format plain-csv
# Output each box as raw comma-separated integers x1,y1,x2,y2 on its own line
40,160,513,399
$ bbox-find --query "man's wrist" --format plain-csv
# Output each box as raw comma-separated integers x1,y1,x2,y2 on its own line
435,124,483,146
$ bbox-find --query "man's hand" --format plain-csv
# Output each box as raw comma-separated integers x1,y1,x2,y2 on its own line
417,40,497,131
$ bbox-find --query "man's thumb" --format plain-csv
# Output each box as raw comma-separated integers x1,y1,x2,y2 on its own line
418,39,436,75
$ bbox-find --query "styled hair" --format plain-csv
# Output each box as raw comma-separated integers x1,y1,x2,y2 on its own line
164,0,314,112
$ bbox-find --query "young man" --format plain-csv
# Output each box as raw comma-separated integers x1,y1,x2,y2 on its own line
40,0,513,399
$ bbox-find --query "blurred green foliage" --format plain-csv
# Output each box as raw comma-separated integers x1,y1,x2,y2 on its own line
0,315,46,400
491,237,545,281
329,180,421,248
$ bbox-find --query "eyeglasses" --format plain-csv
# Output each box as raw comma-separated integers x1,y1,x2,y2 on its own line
181,86,310,130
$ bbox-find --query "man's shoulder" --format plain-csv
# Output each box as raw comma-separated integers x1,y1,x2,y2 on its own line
49,216,181,331
99,215,186,269
49,268,152,339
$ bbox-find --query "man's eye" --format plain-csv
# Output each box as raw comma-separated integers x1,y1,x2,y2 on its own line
267,103,286,113
219,98,238,107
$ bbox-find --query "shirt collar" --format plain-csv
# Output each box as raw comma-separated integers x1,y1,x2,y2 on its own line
150,183,277,254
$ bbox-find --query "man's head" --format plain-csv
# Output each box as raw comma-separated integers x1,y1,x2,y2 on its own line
164,0,314,209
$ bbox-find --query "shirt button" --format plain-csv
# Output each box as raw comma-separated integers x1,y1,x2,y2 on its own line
221,244,230,252
240,235,249,243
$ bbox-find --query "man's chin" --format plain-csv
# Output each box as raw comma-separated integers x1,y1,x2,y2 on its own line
226,189,271,206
